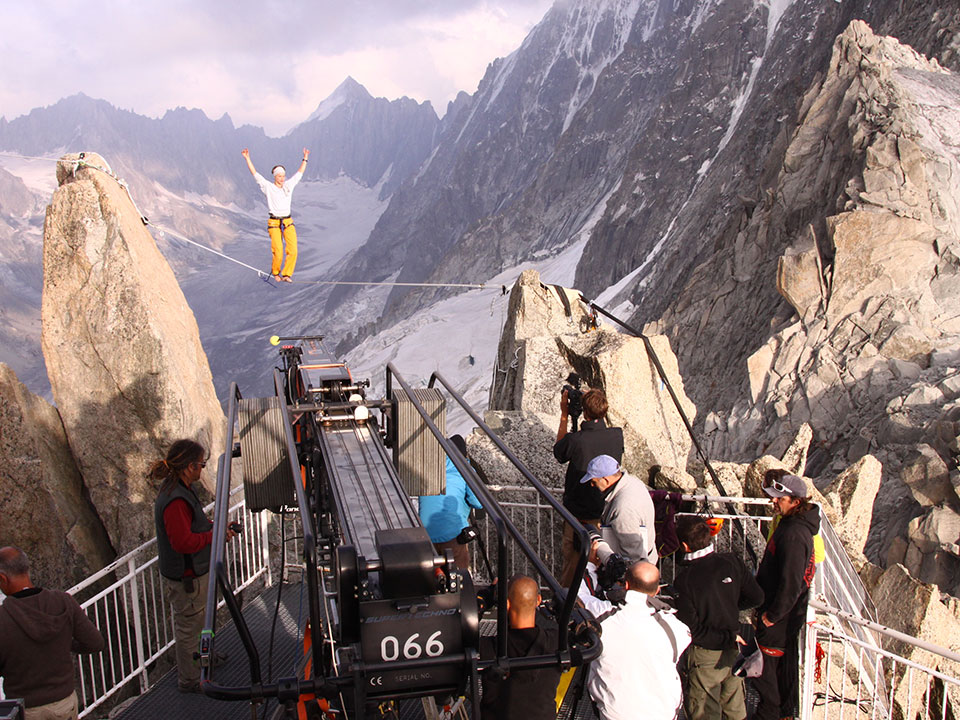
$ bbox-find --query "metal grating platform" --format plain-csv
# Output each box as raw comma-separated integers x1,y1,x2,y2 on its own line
115,581,306,720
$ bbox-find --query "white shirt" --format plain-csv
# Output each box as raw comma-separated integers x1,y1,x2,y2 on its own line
577,562,614,618
588,590,692,720
254,171,302,217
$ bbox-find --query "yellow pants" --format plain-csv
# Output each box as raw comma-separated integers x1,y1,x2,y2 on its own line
267,217,298,277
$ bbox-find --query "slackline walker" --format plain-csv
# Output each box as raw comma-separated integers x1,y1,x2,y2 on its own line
241,147,308,282
0,151,493,292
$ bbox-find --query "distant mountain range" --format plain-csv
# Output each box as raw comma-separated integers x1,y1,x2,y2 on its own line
0,79,438,205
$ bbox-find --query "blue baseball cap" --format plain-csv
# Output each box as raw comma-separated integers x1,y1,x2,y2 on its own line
580,455,621,484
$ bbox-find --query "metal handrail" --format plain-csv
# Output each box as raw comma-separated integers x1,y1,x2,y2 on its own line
428,370,595,646
389,365,601,675
273,368,324,678
810,600,960,665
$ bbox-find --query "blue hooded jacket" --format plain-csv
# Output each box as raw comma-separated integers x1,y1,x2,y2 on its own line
419,457,483,543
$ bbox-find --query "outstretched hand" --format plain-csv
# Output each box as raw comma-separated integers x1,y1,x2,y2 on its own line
302,148,310,159
241,148,249,158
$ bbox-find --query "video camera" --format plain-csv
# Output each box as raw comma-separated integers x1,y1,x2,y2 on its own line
584,524,629,600
596,554,629,593
563,372,583,427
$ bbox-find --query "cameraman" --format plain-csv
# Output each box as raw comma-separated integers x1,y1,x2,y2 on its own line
554,388,623,586
581,455,657,566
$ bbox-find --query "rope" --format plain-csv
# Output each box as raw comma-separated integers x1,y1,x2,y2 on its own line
284,277,486,289
0,151,492,290
0,152,61,163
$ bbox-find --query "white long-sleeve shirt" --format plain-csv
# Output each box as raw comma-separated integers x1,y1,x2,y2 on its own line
588,590,691,720
254,171,303,217
577,562,613,618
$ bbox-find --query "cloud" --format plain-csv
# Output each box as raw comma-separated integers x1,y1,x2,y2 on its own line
0,0,552,134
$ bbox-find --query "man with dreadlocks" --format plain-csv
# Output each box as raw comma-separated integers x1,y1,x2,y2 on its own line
754,474,820,720
150,439,237,693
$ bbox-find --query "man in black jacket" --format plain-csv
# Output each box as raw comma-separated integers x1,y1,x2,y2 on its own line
480,575,562,720
554,388,624,586
754,474,820,720
674,517,764,720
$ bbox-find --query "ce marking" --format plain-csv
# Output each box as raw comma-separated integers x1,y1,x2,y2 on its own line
369,675,384,687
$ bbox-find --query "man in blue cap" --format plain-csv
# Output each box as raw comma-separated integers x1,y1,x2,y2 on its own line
581,455,657,566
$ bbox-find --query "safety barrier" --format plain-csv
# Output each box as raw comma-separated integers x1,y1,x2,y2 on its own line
64,486,270,719
806,599,960,720
469,487,774,585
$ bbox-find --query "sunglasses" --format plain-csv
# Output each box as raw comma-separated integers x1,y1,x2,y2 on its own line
767,479,793,495
195,461,207,469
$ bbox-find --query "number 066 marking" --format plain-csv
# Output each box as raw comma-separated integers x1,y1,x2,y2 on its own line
380,630,444,661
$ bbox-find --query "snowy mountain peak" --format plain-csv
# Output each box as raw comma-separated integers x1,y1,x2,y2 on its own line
482,0,643,131
306,76,372,124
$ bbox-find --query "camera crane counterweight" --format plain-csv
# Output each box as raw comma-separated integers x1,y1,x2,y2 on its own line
200,335,601,719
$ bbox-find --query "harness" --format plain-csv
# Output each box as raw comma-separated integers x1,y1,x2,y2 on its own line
268,215,294,235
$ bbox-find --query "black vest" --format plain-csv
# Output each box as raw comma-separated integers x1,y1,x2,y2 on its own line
154,481,212,580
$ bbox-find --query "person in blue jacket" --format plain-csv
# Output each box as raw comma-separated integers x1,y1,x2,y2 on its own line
419,434,482,569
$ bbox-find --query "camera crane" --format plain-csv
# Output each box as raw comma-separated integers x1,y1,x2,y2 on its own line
199,335,601,719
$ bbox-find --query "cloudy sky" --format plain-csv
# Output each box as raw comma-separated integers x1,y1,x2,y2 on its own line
2,0,553,136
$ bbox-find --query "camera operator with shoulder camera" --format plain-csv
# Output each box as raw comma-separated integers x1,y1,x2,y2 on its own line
553,384,623,586
575,530,631,618
581,454,657,567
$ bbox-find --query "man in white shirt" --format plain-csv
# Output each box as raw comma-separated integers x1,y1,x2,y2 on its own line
587,561,691,720
241,147,309,281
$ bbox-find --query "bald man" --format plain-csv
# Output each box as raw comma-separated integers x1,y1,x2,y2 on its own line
0,546,104,720
587,561,691,720
480,575,562,720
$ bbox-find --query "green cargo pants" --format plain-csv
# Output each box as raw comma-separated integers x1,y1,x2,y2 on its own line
685,644,746,720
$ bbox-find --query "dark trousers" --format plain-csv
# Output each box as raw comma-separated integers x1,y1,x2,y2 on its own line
752,596,807,720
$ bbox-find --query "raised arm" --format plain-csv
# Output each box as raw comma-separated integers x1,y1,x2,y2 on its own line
297,148,310,175
556,389,570,442
241,148,257,177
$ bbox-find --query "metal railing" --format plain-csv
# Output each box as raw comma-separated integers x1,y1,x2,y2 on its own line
65,486,270,718
806,599,960,720
467,487,773,586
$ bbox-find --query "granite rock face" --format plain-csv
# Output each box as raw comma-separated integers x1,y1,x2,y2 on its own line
41,153,225,553
639,23,960,593
0,362,115,588
488,270,695,483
